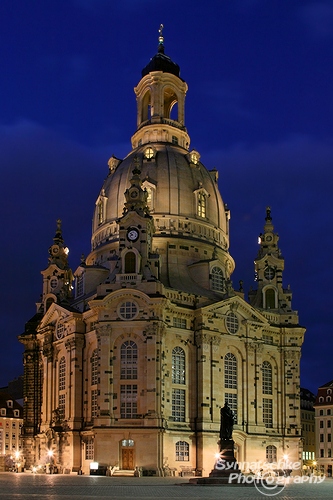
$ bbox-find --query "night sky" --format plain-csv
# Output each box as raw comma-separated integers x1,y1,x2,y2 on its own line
1,0,332,394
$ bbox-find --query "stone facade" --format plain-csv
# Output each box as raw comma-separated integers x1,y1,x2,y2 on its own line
0,392,23,470
19,32,305,475
314,380,333,476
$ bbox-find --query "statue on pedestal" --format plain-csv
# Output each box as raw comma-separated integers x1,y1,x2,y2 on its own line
219,402,235,441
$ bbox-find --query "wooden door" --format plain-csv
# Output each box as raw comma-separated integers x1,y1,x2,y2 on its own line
122,448,134,469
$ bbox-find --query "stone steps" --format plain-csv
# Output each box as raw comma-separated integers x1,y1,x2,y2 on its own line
112,469,135,477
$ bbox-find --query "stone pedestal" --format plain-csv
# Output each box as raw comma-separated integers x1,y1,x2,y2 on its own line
209,439,239,480
189,439,252,486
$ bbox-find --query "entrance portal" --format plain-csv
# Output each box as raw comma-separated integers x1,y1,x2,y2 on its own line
121,439,135,470
122,448,134,470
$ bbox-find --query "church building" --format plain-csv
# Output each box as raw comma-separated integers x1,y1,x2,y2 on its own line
19,29,305,476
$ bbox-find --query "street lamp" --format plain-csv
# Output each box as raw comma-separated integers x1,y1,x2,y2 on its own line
47,449,54,474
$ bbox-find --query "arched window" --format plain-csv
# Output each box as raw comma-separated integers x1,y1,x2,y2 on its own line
91,389,98,419
58,356,66,419
163,87,178,120
197,192,206,218
121,341,138,380
224,353,237,389
263,398,273,428
266,445,277,463
91,349,98,385
262,361,272,395
265,288,276,309
175,441,189,461
59,357,66,391
97,200,104,224
172,389,185,422
120,384,137,418
169,101,178,121
124,251,136,273
172,346,185,384
85,438,94,460
142,181,156,213
211,267,224,292
141,89,151,123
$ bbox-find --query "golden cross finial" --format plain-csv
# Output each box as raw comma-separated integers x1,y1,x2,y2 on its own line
159,24,164,45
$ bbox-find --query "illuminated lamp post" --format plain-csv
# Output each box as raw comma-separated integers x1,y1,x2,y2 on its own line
47,449,54,474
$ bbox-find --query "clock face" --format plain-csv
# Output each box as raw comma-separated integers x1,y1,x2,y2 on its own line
127,228,139,242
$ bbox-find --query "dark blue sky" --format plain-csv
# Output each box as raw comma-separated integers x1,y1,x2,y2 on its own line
1,0,332,393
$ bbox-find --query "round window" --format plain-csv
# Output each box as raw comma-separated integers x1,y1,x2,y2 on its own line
225,312,239,334
144,147,154,159
56,322,65,340
264,266,275,280
50,277,58,289
118,301,138,320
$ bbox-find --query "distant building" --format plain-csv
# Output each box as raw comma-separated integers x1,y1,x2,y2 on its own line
0,375,24,404
300,388,316,471
19,30,305,475
0,392,23,471
314,380,333,476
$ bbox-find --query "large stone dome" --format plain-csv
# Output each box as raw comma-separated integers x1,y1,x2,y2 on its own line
86,36,234,296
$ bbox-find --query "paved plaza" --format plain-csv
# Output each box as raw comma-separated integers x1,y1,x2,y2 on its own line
0,473,332,500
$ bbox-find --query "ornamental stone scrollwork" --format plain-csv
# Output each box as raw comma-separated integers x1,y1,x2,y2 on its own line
96,324,112,338
43,342,53,361
195,332,221,349
283,350,300,361
211,335,221,352
195,332,210,348
246,341,263,353
65,336,85,352
143,323,158,336
256,343,264,354
229,302,239,313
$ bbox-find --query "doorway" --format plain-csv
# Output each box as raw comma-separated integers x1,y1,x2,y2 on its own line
122,448,134,470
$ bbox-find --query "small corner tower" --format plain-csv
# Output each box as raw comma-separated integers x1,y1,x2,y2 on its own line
39,220,73,311
249,207,293,312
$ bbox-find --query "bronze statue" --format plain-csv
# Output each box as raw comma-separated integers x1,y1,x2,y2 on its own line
219,402,235,441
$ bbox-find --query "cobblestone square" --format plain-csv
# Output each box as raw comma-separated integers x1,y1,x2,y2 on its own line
0,473,332,500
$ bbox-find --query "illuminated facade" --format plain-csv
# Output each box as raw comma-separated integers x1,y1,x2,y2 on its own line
19,30,305,475
0,392,23,471
300,388,316,472
314,380,333,476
